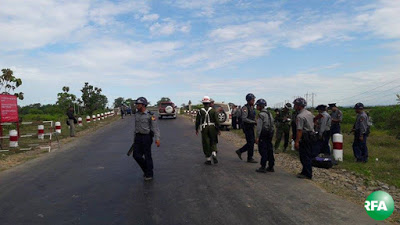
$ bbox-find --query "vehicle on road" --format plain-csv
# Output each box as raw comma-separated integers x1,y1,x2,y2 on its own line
213,102,232,130
159,101,177,119
126,107,132,115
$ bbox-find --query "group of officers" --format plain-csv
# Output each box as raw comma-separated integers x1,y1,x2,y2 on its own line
129,94,370,182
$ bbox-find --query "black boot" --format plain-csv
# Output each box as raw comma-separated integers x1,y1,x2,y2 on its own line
235,150,242,160
204,160,212,165
256,167,267,173
247,158,258,163
266,167,275,172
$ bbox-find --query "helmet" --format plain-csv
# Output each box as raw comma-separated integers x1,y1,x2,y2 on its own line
354,102,364,109
210,98,215,103
202,96,211,103
255,99,267,107
284,103,292,109
246,93,256,101
293,97,307,107
135,97,148,106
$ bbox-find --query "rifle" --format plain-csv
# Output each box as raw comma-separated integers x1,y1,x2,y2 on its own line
127,143,135,156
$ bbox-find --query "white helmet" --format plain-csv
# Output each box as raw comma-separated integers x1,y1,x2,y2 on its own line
202,96,211,103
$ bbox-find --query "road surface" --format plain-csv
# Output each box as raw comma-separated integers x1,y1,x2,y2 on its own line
0,115,383,225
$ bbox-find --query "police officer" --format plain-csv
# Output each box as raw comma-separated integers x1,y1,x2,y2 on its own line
274,103,292,153
291,109,299,143
352,103,369,163
315,104,331,155
236,106,242,129
255,99,275,173
329,103,342,137
235,93,257,163
293,97,315,179
195,96,221,165
132,97,161,181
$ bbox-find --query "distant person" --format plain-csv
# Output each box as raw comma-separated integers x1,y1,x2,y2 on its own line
235,93,257,163
293,98,315,179
236,105,242,129
120,104,125,119
329,103,343,137
231,105,238,130
255,99,275,173
315,105,331,155
210,98,215,108
66,106,77,137
195,96,221,165
352,103,369,163
291,109,299,144
274,103,292,153
132,97,160,181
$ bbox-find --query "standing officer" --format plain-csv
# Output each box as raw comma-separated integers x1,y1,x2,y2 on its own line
315,105,331,155
352,103,369,163
236,106,242,129
232,105,238,130
293,98,315,179
235,93,257,163
196,96,221,165
274,103,292,153
132,97,161,181
255,99,275,173
66,106,77,137
329,103,343,137
291,109,298,144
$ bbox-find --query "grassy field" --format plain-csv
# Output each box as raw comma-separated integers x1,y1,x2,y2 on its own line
230,105,400,188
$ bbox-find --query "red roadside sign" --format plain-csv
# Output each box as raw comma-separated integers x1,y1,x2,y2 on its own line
0,94,19,123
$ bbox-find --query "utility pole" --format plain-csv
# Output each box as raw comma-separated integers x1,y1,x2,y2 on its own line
311,93,316,108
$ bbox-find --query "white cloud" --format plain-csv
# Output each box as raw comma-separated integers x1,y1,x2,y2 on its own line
141,14,160,22
169,0,230,17
149,19,191,36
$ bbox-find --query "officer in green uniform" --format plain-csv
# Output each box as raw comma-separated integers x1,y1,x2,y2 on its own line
195,96,221,165
274,103,292,152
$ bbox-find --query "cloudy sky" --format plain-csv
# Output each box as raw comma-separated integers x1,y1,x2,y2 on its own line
1,0,400,108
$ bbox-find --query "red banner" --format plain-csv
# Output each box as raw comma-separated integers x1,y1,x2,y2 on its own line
0,95,19,123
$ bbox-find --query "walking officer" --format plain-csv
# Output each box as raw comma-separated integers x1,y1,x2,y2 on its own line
293,97,315,179
132,97,161,181
274,103,292,153
329,103,342,137
352,103,369,163
236,106,242,129
196,96,221,165
255,99,275,173
315,104,331,155
235,93,257,163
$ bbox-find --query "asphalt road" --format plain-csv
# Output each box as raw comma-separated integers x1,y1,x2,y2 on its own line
0,115,384,225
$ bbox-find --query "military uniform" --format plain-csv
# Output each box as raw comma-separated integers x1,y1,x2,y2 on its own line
132,110,160,178
352,111,369,162
195,106,221,162
291,110,298,141
274,108,291,152
257,108,275,171
316,110,331,155
238,103,257,161
296,108,315,179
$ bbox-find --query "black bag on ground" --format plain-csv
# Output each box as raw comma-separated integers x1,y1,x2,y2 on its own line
312,154,333,169
66,119,70,126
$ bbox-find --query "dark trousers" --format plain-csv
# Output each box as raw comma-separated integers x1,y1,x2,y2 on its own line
239,125,255,160
299,140,313,178
321,131,331,155
331,124,341,138
259,134,274,168
133,134,154,177
232,117,238,129
352,134,368,162
238,118,242,129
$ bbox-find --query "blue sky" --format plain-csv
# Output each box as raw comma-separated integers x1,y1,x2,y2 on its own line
1,0,400,108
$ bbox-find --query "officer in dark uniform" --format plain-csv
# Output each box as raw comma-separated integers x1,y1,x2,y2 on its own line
293,97,315,179
255,99,275,173
329,103,342,137
132,97,161,181
237,106,242,129
231,105,238,130
274,103,292,152
235,93,257,163
195,96,221,165
352,103,369,163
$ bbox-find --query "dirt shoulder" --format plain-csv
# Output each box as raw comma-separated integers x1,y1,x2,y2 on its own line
0,115,121,172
